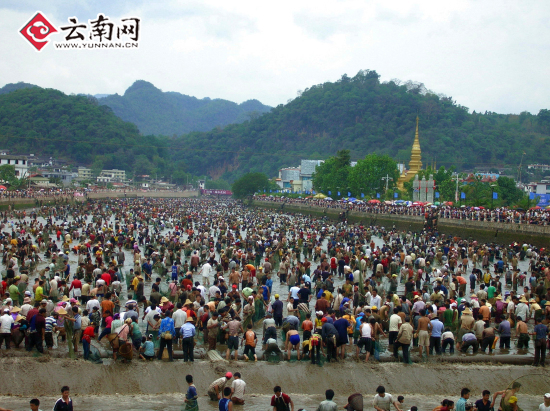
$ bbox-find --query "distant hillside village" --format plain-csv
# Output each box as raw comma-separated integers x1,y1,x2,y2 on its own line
0,150,176,190
275,157,550,198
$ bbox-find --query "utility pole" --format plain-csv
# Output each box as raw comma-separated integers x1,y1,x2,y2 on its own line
381,175,393,192
454,173,459,203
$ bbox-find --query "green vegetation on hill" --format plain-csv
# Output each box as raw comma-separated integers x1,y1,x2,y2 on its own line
0,87,190,182
1,71,550,185
98,80,272,135
177,70,550,181
0,82,38,95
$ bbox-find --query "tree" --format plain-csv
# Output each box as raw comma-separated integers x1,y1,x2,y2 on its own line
232,172,270,199
348,154,398,198
496,176,524,206
312,150,351,195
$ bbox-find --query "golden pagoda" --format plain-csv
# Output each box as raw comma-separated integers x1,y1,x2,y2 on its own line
397,116,422,189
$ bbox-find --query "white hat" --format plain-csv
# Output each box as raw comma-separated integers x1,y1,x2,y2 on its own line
545,393,550,399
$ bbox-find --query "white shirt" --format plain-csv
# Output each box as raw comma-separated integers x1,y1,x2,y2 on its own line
389,314,402,332
231,379,246,400
86,299,100,313
361,322,372,338
0,313,14,333
200,263,212,277
173,309,187,328
371,295,381,309
539,403,550,411
290,286,300,300
373,393,394,411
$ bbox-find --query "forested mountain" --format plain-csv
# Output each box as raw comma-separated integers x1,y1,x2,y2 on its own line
0,87,181,180
177,70,550,180
0,82,38,95
0,71,549,184
97,80,272,135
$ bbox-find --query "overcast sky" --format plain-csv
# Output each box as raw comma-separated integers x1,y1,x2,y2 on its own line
1,0,549,114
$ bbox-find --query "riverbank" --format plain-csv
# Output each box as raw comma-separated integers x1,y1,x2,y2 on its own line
0,357,548,397
253,201,550,246
0,190,199,210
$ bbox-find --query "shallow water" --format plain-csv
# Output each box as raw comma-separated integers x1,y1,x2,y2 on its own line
8,204,538,360
0,393,545,411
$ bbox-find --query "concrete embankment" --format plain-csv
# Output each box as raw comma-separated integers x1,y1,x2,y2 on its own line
0,356,548,397
253,201,550,247
0,190,199,210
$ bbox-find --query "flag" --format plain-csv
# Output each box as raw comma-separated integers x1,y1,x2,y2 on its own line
361,193,364,198
493,192,498,199
348,192,351,197
376,193,380,198
435,192,440,198
394,192,398,198
337,191,340,196
461,192,465,199
328,191,331,195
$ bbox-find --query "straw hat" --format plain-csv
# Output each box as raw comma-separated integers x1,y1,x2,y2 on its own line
15,315,25,322
57,308,68,315
463,308,472,315
61,296,70,302
470,294,477,298
184,299,193,306
529,298,536,303
495,296,502,300
10,306,21,313
545,301,550,306
519,297,528,303
186,317,194,322
160,297,169,304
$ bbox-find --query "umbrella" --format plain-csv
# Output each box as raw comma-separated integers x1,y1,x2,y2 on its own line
0,185,6,190
394,200,405,204
313,193,327,199
368,199,381,204
530,206,542,210
325,197,333,201
478,206,485,209
434,202,441,205
384,200,393,204
424,202,433,206
444,201,453,206
348,197,357,202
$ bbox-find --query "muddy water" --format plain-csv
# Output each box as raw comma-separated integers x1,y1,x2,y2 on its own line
14,208,537,359
0,394,545,411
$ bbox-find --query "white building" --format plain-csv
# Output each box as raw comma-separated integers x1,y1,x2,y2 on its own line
0,151,28,178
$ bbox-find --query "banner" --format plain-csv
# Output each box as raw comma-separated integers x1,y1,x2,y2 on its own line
201,189,232,195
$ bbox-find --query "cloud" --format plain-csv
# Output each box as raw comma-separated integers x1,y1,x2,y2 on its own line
0,0,549,114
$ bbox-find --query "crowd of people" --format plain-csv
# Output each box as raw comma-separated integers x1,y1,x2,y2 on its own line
0,197,548,365
0,197,547,409
255,196,550,225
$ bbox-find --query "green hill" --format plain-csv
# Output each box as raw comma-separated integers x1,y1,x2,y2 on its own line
0,71,549,184
0,87,175,178
0,82,38,95
97,80,272,135
176,70,550,180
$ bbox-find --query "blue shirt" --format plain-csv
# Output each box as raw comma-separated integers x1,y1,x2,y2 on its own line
429,319,444,337
181,323,196,338
186,385,198,400
73,314,82,331
456,397,467,411
534,323,548,340
219,398,231,411
142,340,154,356
497,320,511,337
159,317,176,335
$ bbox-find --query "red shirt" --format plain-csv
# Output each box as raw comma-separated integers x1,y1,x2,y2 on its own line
101,273,111,286
82,325,95,343
271,393,291,407
69,279,82,291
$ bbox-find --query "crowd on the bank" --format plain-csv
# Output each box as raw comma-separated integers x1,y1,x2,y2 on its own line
255,196,550,225
0,198,548,370
3,382,549,411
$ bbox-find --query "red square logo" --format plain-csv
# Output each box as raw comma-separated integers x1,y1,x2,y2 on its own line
20,12,58,51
